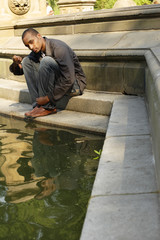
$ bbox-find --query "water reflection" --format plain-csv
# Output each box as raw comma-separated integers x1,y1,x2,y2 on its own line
0,117,104,240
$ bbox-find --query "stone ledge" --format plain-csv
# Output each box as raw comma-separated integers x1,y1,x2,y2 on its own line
92,135,157,196
0,78,118,116
80,194,160,240
0,98,109,135
14,5,160,28
80,96,158,240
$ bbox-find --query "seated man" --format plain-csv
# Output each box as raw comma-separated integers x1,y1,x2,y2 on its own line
10,28,86,118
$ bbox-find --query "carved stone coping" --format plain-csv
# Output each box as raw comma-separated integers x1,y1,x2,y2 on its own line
14,4,160,29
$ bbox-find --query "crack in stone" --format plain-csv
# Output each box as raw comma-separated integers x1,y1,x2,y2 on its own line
90,191,160,199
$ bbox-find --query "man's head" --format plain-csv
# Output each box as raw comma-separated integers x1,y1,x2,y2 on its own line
22,28,46,53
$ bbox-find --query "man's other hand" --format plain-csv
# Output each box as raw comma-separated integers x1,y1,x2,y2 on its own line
13,55,23,68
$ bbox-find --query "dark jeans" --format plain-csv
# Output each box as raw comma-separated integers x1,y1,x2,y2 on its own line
22,56,71,110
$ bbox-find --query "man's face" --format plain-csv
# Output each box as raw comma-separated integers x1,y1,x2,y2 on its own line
22,33,43,53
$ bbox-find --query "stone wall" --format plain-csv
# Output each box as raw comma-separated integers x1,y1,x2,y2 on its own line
0,0,46,25
57,0,96,14
145,49,160,189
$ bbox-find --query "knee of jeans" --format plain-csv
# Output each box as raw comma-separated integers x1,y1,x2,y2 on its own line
40,56,58,69
22,56,31,67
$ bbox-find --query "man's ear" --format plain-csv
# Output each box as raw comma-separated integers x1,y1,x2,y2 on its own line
37,33,42,39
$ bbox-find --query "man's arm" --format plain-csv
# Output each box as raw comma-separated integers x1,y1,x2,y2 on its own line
51,45,76,100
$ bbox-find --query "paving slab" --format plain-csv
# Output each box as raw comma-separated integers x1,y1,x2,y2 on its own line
92,135,157,196
80,194,160,240
107,96,150,137
0,98,108,134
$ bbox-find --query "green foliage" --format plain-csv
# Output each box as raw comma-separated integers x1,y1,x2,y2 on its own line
93,149,102,159
94,0,153,10
48,0,56,8
94,0,117,10
134,0,152,5
48,0,60,14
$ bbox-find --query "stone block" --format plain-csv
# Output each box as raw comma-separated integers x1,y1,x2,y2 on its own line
113,0,136,8
15,25,73,37
74,18,160,34
0,97,109,135
80,194,160,240
66,92,114,115
58,0,95,14
0,0,47,24
107,96,150,136
81,62,124,92
92,135,157,196
145,68,160,190
123,62,145,94
81,61,145,93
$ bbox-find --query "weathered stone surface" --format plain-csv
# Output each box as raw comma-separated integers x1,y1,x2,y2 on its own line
81,61,145,94
80,96,158,240
92,135,157,196
8,0,30,15
113,0,137,8
0,97,109,134
0,0,47,25
80,194,160,240
0,78,119,116
123,62,145,95
107,96,150,136
66,91,116,115
145,67,160,190
58,0,96,14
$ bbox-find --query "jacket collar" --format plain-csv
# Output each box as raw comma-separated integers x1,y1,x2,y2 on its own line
44,37,52,56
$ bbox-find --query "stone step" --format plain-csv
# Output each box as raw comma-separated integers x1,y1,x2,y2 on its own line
0,78,119,116
0,97,109,135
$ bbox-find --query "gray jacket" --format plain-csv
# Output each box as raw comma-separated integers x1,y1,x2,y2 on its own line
10,37,86,101
45,37,86,101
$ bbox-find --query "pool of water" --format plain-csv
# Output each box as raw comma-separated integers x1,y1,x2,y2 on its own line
0,116,104,240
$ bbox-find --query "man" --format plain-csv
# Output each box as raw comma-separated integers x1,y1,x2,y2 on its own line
46,1,54,15
10,28,86,118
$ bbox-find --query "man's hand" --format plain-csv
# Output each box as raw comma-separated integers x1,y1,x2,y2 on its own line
13,55,23,68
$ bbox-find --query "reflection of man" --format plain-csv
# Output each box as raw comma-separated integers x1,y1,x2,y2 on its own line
31,128,71,178
35,178,56,200
31,128,83,194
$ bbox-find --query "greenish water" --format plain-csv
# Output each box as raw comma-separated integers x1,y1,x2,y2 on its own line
0,116,104,240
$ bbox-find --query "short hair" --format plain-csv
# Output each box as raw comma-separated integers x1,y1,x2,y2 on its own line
22,28,39,40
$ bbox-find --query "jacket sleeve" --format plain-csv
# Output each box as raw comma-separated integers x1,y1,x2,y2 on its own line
51,45,75,101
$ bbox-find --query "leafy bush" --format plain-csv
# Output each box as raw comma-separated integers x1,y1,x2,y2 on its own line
94,0,117,9
94,0,153,10
134,0,152,5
